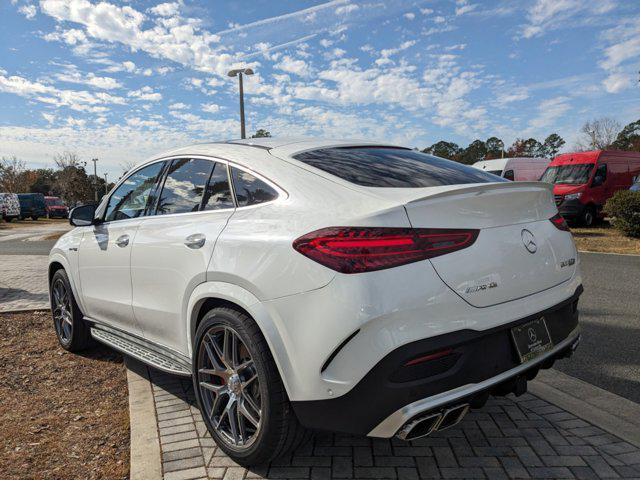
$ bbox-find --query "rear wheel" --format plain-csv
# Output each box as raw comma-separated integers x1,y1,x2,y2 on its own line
31,215,38,221
50,269,91,351
193,307,310,466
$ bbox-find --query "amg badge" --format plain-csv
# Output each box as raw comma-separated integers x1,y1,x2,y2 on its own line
465,282,498,294
560,258,576,268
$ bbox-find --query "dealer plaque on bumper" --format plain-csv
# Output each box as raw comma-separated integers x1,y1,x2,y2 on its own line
510,317,553,363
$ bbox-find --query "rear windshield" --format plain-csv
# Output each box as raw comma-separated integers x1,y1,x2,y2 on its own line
293,147,505,188
540,164,593,185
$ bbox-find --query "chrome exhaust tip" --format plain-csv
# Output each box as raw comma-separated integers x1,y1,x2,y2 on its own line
435,404,469,431
396,412,442,441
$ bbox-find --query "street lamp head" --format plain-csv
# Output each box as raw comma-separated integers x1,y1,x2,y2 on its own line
227,67,254,77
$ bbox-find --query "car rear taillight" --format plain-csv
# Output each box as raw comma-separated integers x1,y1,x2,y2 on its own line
550,213,570,232
293,227,479,274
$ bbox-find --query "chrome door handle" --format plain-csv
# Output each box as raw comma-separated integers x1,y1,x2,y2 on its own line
116,234,130,248
184,233,206,249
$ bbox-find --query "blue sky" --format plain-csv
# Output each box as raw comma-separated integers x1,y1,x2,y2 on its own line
1,0,639,178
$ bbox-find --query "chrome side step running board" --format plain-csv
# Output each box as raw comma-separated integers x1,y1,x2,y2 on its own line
396,403,470,441
90,323,191,376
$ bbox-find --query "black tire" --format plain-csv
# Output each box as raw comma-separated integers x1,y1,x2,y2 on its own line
50,269,91,352
581,206,596,227
31,216,38,221
193,307,311,466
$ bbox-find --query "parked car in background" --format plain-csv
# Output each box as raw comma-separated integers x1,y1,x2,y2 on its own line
630,176,640,192
540,150,640,226
18,193,46,220
0,192,21,222
472,157,551,181
45,196,69,219
49,139,582,465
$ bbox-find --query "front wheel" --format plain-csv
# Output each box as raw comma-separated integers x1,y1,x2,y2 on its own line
31,216,38,221
581,206,596,227
50,269,91,351
193,307,310,466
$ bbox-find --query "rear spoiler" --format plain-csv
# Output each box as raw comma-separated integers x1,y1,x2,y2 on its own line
404,181,553,206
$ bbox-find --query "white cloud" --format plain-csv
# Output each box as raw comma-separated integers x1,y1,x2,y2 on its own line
202,103,220,113
0,71,125,112
128,86,162,101
603,72,632,94
528,96,571,131
376,40,416,66
54,67,123,89
335,4,359,15
455,4,477,16
42,112,56,123
521,0,616,39
404,12,415,21
274,55,311,77
19,4,37,19
148,2,180,17
169,102,188,110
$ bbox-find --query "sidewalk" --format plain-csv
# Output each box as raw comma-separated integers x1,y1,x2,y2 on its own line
128,360,640,480
0,255,49,311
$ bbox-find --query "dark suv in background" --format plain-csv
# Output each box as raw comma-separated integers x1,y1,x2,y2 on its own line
18,193,46,220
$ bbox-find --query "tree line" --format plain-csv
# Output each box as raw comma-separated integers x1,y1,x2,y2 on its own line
0,152,114,206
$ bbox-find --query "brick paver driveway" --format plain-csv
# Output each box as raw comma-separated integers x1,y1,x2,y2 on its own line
148,369,640,480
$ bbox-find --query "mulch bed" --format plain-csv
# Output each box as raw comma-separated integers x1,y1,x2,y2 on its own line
0,311,129,479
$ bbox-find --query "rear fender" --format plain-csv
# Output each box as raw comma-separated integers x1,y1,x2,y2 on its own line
186,281,295,396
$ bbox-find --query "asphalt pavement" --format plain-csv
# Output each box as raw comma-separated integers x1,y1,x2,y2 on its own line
555,251,640,403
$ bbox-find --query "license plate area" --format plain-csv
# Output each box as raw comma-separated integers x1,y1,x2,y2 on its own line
510,317,553,363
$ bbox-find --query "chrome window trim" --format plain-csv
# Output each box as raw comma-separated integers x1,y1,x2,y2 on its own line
98,154,286,226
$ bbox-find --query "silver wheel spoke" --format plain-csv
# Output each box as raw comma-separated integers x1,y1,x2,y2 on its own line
198,324,262,450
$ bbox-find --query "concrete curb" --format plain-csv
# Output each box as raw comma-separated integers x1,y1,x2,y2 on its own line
531,368,640,448
126,358,163,480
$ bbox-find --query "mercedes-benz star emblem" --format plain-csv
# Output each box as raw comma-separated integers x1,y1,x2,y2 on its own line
521,229,537,254
527,327,537,343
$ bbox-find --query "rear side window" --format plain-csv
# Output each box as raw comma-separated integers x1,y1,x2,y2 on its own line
155,158,214,215
231,168,278,207
293,147,505,188
202,163,234,210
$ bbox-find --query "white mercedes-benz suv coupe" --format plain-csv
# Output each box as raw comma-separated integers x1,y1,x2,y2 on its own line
49,138,582,465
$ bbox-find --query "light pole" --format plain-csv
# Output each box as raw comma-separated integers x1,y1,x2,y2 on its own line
91,158,99,201
103,172,109,195
227,67,254,139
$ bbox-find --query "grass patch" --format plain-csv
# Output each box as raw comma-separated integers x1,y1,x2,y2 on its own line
572,223,640,255
0,311,129,480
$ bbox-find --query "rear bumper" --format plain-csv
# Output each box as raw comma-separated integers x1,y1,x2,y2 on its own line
290,285,582,437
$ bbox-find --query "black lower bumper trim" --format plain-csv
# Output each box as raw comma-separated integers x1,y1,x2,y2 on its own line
291,285,583,436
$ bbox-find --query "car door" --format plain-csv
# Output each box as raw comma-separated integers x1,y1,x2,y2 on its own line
130,158,236,354
78,161,166,334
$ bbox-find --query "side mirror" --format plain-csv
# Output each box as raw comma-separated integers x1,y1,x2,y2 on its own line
69,204,97,227
592,175,604,187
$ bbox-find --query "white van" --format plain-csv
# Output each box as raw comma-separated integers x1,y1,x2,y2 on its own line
472,157,551,181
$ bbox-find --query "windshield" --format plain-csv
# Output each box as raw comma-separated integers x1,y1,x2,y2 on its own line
46,198,63,206
540,164,593,185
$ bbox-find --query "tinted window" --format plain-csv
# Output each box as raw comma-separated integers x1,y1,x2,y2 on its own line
105,162,164,222
155,159,213,215
202,163,234,210
293,147,505,188
503,169,515,181
231,168,278,207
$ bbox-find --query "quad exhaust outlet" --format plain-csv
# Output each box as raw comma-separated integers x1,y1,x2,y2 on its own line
396,404,470,441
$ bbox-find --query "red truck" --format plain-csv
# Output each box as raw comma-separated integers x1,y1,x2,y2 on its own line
540,150,640,226
45,196,69,219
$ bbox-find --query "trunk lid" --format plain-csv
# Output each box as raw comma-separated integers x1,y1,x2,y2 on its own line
390,182,577,307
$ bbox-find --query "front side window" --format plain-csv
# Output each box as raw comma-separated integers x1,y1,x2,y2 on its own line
540,164,594,185
503,169,515,181
155,159,214,215
104,161,164,222
293,147,505,188
202,163,234,210
231,168,278,207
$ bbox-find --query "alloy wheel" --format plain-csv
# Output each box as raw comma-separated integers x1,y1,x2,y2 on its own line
52,278,73,344
197,326,262,449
